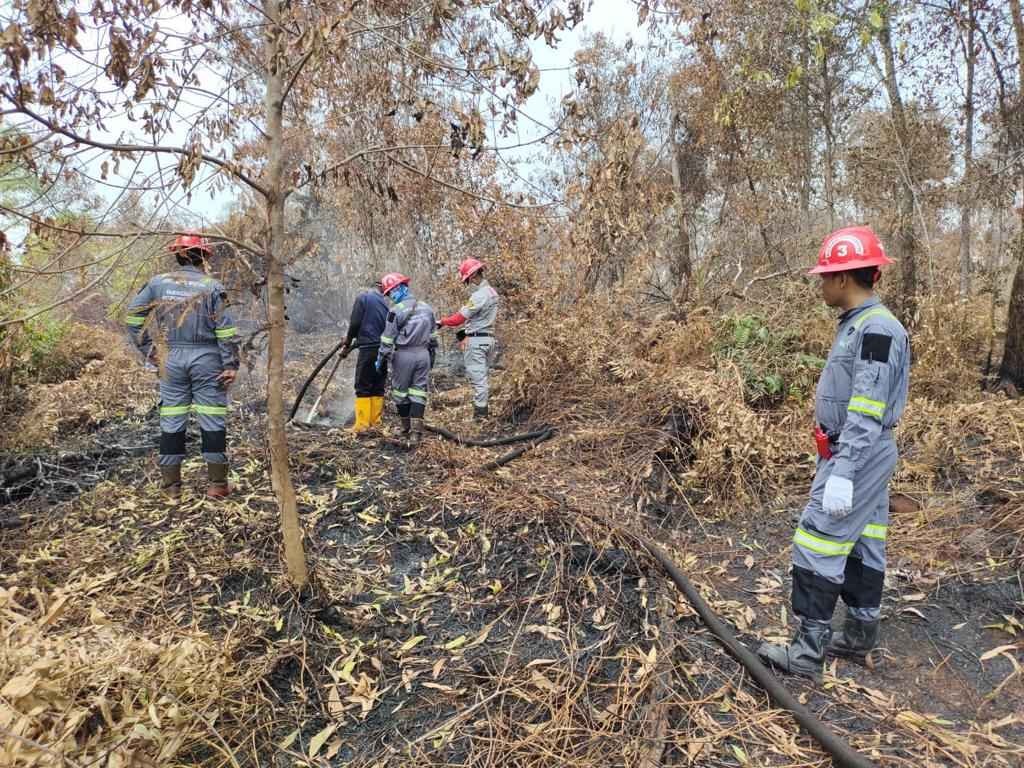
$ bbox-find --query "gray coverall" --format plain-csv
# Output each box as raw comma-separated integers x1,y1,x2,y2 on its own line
460,280,499,408
126,266,239,466
379,295,438,413
791,297,910,622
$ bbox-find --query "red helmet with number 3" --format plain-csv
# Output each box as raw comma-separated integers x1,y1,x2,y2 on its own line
168,232,212,255
380,272,410,294
809,226,893,275
457,258,484,282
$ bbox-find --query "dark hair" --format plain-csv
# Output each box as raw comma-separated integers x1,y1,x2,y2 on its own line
846,266,878,289
176,248,206,267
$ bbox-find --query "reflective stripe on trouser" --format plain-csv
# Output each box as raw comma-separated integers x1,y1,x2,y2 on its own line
158,346,229,466
464,336,495,408
791,436,896,621
390,347,430,406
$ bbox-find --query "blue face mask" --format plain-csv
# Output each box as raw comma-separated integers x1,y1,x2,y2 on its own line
389,284,409,303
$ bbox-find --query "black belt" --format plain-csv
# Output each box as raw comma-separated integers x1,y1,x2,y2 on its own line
464,332,492,338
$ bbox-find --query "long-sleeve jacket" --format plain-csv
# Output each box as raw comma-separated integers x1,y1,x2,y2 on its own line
439,279,500,333
816,296,910,480
125,265,240,370
344,289,390,348
378,293,438,360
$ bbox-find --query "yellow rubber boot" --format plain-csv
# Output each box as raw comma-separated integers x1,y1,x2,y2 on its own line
351,397,372,433
369,396,385,426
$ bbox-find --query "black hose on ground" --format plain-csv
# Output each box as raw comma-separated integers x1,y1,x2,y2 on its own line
479,429,555,469
630,532,876,768
425,424,553,447
289,339,347,422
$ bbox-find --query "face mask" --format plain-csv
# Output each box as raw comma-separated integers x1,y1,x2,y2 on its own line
389,284,409,303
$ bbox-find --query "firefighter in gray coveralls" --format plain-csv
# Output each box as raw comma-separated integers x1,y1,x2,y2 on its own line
126,233,240,499
376,272,438,448
438,258,499,419
757,226,910,682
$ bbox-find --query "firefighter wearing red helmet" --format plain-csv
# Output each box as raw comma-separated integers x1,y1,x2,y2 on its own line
757,226,910,681
376,273,438,448
125,232,239,500
438,258,500,419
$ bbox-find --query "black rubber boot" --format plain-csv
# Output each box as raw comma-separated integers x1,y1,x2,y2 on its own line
757,618,832,681
399,416,411,436
407,418,423,449
473,405,488,420
828,615,880,658
160,465,182,500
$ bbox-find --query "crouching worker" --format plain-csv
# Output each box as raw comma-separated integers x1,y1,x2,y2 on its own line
339,280,391,433
376,273,438,448
757,226,909,681
126,233,240,499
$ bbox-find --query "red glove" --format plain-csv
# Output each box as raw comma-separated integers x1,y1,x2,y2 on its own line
439,312,467,328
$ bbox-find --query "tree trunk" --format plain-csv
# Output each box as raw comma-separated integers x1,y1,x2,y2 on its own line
878,7,918,325
958,0,976,297
669,110,695,302
820,50,837,229
264,0,310,588
1000,0,1024,388
799,17,812,229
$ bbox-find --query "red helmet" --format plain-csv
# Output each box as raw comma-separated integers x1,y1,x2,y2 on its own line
458,258,484,282
809,226,893,275
380,272,410,294
168,232,212,255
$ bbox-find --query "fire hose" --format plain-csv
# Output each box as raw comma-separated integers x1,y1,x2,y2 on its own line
616,525,876,768
289,339,347,422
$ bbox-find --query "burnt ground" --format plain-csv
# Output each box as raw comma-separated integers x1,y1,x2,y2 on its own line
668,490,1024,752
2,364,1023,767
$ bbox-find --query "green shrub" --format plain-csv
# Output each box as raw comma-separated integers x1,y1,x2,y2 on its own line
714,314,825,408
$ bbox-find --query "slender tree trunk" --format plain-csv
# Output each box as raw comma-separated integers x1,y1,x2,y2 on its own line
959,0,976,297
820,51,837,229
1000,0,1024,388
878,7,918,325
264,0,310,588
669,110,694,302
799,19,812,229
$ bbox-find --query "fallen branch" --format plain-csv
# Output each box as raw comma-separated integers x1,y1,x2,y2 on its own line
426,423,553,447
480,429,554,470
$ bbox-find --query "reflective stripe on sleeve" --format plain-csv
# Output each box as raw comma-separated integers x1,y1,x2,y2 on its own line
126,315,146,326
848,396,886,420
380,336,394,344
793,527,855,557
214,327,237,339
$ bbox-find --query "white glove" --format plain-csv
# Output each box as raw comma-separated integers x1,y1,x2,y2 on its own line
822,475,854,519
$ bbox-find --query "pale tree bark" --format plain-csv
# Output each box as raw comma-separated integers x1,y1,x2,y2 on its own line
264,0,310,587
820,51,837,229
669,110,705,302
958,0,977,297
877,5,918,326
1000,0,1024,388
799,16,812,229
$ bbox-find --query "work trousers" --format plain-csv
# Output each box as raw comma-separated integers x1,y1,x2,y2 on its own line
390,346,430,408
158,346,228,466
464,336,495,408
354,345,387,397
791,436,896,622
